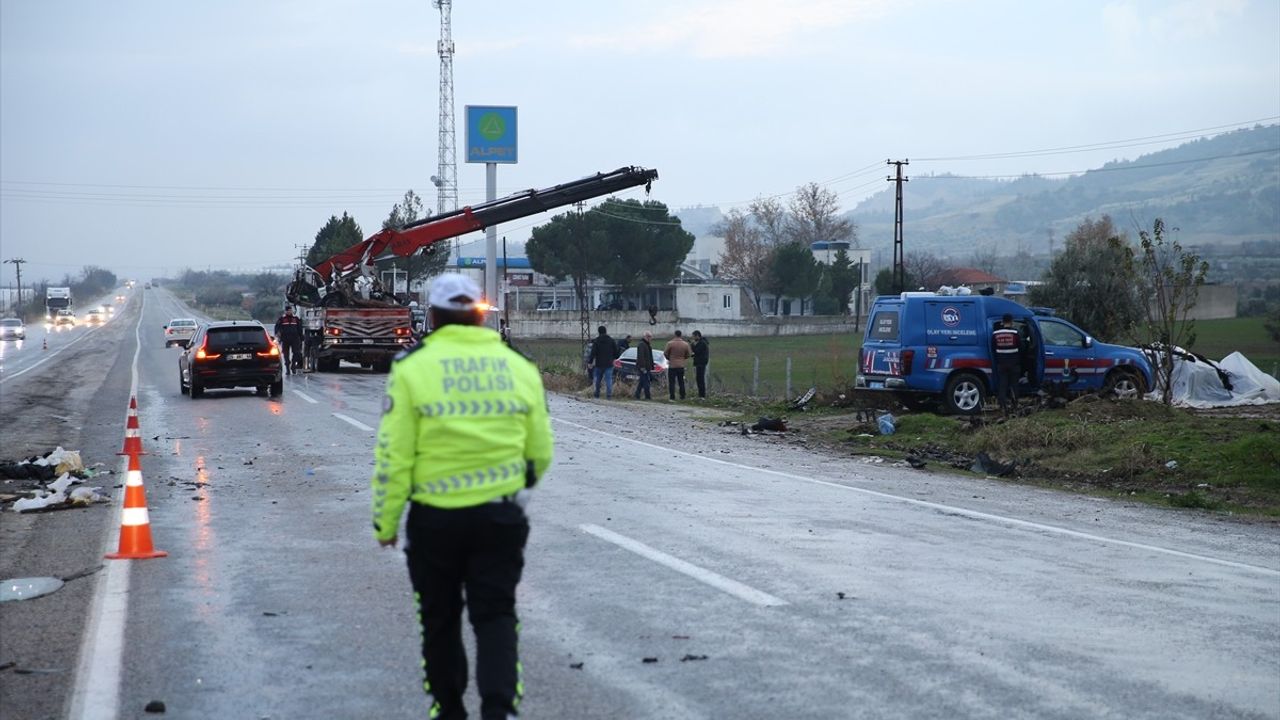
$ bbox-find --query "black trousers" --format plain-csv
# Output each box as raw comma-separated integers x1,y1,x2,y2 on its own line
280,337,302,372
406,501,530,720
668,367,686,399
995,361,1021,411
694,364,707,398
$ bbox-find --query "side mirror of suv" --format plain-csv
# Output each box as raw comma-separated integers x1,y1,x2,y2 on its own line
162,325,168,330
180,339,191,349
1083,336,1094,348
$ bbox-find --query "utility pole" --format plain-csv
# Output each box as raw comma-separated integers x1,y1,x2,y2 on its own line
887,160,909,294
5,258,25,316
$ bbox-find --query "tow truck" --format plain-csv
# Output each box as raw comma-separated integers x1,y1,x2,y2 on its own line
287,166,658,372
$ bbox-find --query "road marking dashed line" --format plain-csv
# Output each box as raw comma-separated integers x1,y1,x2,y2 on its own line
293,390,318,404
554,417,1280,577
333,412,375,432
581,524,789,607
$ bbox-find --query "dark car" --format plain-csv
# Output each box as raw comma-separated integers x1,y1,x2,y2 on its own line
178,321,283,399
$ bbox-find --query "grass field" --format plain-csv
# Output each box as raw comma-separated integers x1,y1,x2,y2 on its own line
518,332,864,399
517,316,1278,398
1191,316,1280,374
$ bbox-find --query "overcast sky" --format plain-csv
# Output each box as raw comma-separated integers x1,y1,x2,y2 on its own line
2,0,1277,286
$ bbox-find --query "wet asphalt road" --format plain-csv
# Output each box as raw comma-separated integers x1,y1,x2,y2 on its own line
8,287,1280,719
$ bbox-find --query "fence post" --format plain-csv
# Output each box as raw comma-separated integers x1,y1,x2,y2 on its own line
786,356,792,401
752,356,760,397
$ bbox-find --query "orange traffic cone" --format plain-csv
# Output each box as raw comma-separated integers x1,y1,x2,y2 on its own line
117,397,146,456
105,452,167,560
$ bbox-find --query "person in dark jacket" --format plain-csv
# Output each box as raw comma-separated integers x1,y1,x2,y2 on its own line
691,330,710,398
991,314,1023,414
633,332,654,400
273,306,304,375
589,325,620,399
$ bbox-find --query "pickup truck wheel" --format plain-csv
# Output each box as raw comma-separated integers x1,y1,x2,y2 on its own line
944,373,985,415
317,358,339,372
1104,370,1144,399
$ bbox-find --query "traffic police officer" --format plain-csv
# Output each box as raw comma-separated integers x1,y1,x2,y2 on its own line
372,273,553,720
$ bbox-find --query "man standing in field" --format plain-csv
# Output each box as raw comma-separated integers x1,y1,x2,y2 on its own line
664,330,692,400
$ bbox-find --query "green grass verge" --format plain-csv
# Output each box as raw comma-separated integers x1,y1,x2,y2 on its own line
519,332,863,399
1191,316,1280,373
834,400,1280,516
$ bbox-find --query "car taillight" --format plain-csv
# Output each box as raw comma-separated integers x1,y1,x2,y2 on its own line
256,344,280,358
394,327,411,336
901,349,914,376
326,327,342,336
195,342,221,360
613,360,622,368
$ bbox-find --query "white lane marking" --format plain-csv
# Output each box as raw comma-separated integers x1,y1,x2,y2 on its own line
69,290,146,719
293,389,318,404
333,412,375,432
0,324,100,384
554,417,1280,578
581,524,788,607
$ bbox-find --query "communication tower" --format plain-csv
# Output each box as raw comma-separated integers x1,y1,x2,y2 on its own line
430,0,458,222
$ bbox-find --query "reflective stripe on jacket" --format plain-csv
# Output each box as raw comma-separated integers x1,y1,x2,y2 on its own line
371,324,553,541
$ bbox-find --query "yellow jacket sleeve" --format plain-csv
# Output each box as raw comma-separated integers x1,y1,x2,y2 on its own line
371,365,416,541
524,376,554,481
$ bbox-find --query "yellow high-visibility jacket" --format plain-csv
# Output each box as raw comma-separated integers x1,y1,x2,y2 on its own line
371,324,553,541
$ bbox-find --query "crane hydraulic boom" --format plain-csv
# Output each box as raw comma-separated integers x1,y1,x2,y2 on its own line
294,166,657,309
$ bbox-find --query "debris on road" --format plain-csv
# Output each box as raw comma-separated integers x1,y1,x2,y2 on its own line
680,654,709,662
641,657,658,664
144,700,166,714
971,452,1018,478
790,387,816,410
751,417,788,432
569,662,584,670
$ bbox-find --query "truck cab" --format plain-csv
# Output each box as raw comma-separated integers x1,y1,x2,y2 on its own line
857,293,1152,414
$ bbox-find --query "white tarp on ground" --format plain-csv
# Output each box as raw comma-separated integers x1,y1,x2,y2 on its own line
1158,351,1280,408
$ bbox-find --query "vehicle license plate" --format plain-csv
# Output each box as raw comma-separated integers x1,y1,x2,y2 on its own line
869,381,884,389
228,353,251,361
363,339,374,344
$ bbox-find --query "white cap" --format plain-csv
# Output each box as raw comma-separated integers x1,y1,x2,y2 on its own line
428,273,483,311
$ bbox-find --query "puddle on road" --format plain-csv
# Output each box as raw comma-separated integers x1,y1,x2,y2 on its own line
0,577,64,602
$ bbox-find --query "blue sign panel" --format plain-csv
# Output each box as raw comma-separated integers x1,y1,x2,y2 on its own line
465,105,518,164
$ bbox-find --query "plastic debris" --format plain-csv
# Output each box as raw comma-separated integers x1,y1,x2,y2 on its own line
55,451,84,476
13,489,67,513
0,577,65,602
69,487,106,506
1165,460,1179,470
877,413,896,435
48,472,76,495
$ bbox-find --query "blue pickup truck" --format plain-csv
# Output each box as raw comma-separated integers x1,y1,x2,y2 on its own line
856,293,1153,414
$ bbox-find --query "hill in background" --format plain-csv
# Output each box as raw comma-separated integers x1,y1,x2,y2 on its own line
848,124,1279,258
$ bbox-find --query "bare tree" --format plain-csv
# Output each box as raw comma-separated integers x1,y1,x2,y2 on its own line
749,196,789,246
787,182,857,247
715,208,773,312
969,245,999,275
1129,218,1209,404
903,252,951,291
